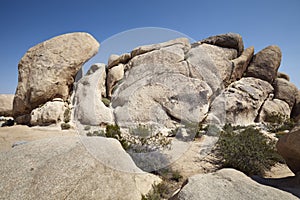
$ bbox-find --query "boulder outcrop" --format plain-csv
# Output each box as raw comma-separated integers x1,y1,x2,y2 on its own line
196,32,244,56
277,126,300,174
245,45,282,83
206,77,273,126
273,78,298,109
73,64,114,125
258,99,291,123
0,136,161,200
30,99,67,126
0,94,14,117
175,168,299,200
13,32,99,124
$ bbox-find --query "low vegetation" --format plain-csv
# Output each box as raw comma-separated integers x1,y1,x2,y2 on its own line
264,112,295,133
61,123,71,130
216,124,284,176
142,167,183,200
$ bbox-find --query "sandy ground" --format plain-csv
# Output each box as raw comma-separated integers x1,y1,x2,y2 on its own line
0,125,77,152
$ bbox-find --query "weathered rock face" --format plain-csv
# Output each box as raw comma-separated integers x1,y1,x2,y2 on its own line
13,32,99,124
273,78,298,109
0,136,161,200
292,90,300,121
175,168,299,200
111,39,217,129
230,46,254,83
30,99,67,126
258,99,291,123
206,77,273,126
277,71,290,81
107,63,125,97
197,32,244,56
74,64,114,125
0,94,14,117
277,127,300,174
186,43,237,89
245,45,282,83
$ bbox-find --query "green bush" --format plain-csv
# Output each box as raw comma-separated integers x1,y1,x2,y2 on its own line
216,125,283,176
61,123,71,130
105,124,130,150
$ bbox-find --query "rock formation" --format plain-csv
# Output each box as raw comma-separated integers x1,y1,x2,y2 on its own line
245,45,282,83
0,136,160,200
73,63,114,125
277,126,300,174
175,168,299,200
13,32,99,124
0,94,14,117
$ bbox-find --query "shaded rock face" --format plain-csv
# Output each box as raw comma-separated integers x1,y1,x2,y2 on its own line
73,64,114,125
273,78,298,109
245,45,282,83
277,127,300,174
175,168,299,200
0,136,161,200
258,99,291,123
230,46,254,83
197,32,244,56
0,94,14,117
207,77,273,126
13,32,99,124
291,90,300,121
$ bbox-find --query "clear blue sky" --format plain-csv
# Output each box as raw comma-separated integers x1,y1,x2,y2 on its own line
0,0,299,94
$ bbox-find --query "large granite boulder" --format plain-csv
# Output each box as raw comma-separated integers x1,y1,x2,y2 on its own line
186,43,237,88
245,45,282,83
74,64,114,125
207,77,273,126
112,39,214,129
30,99,67,126
0,136,161,200
258,99,291,123
13,32,99,124
277,127,300,174
197,32,244,56
175,168,298,200
291,90,300,121
0,94,14,117
273,78,298,109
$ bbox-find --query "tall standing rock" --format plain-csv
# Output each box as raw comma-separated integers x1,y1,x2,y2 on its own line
13,32,99,124
245,45,282,83
73,63,114,125
273,78,298,109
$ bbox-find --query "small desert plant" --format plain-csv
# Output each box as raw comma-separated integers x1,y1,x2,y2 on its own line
84,125,91,131
101,97,111,107
63,108,71,123
61,123,71,130
141,182,170,200
105,124,130,150
130,124,152,138
216,125,283,176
